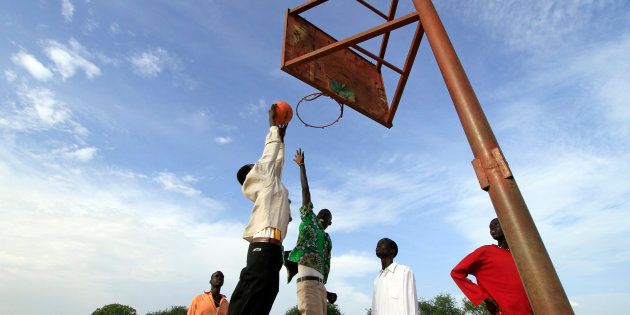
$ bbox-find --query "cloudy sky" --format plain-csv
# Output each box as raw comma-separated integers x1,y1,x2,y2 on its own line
1,1,628,314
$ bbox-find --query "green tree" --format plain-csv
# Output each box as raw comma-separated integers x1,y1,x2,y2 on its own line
91,303,137,315
285,306,299,315
285,303,343,315
146,305,188,315
369,293,491,315
418,293,464,315
462,298,491,315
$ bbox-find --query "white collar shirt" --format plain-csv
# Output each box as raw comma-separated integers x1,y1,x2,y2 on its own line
241,126,291,242
372,262,419,315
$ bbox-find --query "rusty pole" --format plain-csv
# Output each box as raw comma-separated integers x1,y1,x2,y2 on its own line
411,0,573,313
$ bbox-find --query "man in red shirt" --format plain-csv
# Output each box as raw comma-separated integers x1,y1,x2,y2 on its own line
451,218,533,315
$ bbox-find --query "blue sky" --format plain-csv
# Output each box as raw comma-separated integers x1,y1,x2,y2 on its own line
1,1,629,314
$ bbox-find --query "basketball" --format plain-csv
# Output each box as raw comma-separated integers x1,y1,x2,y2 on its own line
273,101,293,125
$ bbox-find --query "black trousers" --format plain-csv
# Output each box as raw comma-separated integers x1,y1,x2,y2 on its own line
228,242,283,315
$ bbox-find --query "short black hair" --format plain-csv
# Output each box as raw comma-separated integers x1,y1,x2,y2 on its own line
237,164,254,185
318,208,331,218
212,270,223,278
382,238,398,258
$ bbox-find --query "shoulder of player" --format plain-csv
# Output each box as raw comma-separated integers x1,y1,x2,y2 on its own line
394,263,414,273
477,244,497,252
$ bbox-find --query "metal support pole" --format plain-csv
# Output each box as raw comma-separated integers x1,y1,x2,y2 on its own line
411,0,574,313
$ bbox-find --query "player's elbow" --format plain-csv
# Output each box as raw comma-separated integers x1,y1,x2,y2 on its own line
450,268,463,280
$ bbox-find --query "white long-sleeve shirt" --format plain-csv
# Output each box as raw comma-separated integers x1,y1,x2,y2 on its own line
372,262,419,315
241,126,291,242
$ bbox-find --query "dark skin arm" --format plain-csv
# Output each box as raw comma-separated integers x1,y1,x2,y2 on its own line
268,104,287,142
484,297,500,314
293,148,310,205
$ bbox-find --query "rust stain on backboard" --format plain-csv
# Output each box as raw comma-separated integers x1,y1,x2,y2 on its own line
282,13,390,127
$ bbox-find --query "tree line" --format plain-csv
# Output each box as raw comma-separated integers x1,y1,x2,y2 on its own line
92,293,488,315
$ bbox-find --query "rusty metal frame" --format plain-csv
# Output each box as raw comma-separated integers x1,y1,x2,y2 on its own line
289,0,329,15
376,0,398,70
282,0,423,128
356,0,388,19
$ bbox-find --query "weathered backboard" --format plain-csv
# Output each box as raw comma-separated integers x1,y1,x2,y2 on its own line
281,13,390,127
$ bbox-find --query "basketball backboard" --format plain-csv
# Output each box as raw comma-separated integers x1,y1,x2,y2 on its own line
281,1,423,128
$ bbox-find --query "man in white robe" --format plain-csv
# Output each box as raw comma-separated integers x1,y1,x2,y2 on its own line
372,238,419,315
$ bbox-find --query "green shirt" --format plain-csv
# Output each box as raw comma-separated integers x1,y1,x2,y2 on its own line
288,202,332,283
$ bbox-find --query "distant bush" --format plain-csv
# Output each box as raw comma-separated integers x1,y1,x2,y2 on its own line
91,303,137,315
419,293,491,315
366,293,491,315
286,303,343,315
419,293,464,315
146,305,188,315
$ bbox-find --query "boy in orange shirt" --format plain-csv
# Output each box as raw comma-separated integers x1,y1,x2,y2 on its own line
188,271,229,315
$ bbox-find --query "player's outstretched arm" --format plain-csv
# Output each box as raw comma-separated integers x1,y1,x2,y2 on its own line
293,148,311,206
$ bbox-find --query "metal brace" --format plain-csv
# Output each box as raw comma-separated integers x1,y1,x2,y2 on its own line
471,147,513,191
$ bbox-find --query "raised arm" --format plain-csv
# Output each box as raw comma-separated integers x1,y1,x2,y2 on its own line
293,148,311,205
270,104,288,178
242,105,286,200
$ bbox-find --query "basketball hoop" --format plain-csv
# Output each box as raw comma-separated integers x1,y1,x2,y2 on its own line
296,92,344,129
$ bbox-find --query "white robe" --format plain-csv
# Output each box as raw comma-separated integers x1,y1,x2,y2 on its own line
372,262,419,315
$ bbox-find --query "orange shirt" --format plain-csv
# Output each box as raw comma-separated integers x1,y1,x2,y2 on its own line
187,292,229,315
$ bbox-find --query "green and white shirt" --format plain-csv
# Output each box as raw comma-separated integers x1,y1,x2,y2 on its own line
288,202,332,283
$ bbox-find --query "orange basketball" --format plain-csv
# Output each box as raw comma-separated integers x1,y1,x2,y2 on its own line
273,101,293,125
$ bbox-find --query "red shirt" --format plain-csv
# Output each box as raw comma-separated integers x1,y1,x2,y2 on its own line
451,245,532,315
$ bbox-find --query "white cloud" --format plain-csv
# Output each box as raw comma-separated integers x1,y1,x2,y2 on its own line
82,18,99,33
44,38,101,80
446,0,624,53
0,86,87,138
239,98,267,119
11,52,53,81
109,22,120,34
570,293,630,314
154,171,200,197
62,146,98,162
214,136,232,144
305,162,451,232
61,0,75,22
4,70,17,83
327,252,378,314
81,8,99,33
578,36,630,128
0,141,240,315
24,88,70,125
177,110,214,132
129,48,171,78
330,252,376,279
128,48,196,88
